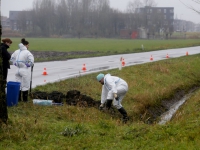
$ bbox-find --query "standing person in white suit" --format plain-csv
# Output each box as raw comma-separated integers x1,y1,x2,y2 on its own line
97,73,129,123
11,38,34,102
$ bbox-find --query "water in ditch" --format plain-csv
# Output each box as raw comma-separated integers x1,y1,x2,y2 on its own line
158,93,192,125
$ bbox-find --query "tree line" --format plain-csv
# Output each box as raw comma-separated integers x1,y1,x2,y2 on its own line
15,0,165,37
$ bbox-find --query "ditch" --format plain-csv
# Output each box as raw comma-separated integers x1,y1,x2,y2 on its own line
30,51,200,125
31,87,199,125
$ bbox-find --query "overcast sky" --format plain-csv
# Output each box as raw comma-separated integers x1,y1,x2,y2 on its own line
1,0,200,24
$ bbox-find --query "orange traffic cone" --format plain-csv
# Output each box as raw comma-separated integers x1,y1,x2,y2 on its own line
150,55,153,61
122,58,125,66
186,51,188,56
82,64,87,72
42,68,48,75
166,53,169,58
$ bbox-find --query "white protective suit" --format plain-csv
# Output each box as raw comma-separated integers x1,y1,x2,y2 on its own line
101,74,128,109
11,43,34,91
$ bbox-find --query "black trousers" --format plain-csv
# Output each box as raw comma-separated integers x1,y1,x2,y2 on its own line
3,67,8,80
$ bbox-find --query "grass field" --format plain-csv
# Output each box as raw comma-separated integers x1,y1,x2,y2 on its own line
7,38,200,62
1,53,200,149
8,38,200,52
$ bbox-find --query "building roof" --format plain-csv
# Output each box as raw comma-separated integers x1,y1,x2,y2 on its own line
9,11,32,21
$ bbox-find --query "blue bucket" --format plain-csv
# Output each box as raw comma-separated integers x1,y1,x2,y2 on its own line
6,81,21,107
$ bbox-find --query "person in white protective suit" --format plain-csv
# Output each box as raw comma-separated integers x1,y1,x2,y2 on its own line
11,38,34,102
97,73,129,122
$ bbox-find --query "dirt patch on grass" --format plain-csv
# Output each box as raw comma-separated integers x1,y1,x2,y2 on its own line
31,90,100,108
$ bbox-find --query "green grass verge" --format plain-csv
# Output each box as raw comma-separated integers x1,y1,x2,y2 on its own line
8,38,200,52
1,54,200,149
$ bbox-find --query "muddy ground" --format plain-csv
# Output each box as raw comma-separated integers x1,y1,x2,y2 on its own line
31,90,101,109
31,90,119,119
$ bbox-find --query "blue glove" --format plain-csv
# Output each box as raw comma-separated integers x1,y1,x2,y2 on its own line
25,63,31,67
14,63,17,66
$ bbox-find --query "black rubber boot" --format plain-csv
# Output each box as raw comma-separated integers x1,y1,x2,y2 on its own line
106,100,113,110
118,107,129,123
18,90,21,102
22,91,29,102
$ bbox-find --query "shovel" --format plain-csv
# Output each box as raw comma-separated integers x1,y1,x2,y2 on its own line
29,64,34,94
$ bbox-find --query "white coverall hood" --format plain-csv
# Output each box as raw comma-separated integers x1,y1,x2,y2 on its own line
18,43,24,49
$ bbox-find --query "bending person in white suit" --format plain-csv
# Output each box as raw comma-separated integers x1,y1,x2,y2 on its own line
11,38,34,102
97,73,129,123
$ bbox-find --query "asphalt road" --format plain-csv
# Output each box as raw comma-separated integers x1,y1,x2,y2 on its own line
7,46,200,88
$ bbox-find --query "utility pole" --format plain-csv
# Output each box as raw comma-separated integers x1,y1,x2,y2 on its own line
0,0,8,124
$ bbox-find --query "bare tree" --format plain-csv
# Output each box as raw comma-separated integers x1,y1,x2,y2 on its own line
126,0,143,30
17,11,27,32
65,0,80,36
20,0,125,37
32,0,56,36
142,0,157,7
179,0,200,14
97,0,112,36
127,0,143,13
55,0,69,35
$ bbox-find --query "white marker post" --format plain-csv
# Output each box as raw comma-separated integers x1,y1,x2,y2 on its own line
141,44,144,50
119,57,122,70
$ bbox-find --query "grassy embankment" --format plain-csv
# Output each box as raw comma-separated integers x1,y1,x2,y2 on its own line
7,38,200,61
1,53,200,149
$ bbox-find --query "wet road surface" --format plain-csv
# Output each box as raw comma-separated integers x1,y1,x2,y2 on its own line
7,46,200,88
